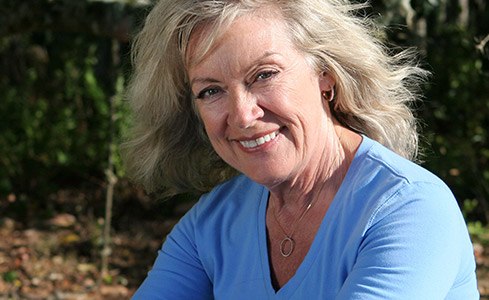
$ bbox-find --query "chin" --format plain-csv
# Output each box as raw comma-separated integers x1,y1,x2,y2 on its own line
243,168,289,188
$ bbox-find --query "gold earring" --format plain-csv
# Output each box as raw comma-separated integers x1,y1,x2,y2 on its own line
322,89,334,102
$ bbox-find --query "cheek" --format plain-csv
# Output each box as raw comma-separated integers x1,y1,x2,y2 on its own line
264,85,312,119
197,108,227,139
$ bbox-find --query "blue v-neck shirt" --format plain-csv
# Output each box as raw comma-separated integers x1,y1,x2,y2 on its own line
133,136,478,299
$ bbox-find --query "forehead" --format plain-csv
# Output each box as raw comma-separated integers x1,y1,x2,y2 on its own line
186,8,292,69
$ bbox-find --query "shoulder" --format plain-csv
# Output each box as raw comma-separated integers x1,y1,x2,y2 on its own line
352,136,452,201
193,175,263,214
179,174,265,233
357,136,447,188
347,136,461,230
168,175,266,281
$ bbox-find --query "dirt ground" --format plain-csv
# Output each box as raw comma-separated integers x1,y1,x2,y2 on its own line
1,189,488,299
0,186,186,300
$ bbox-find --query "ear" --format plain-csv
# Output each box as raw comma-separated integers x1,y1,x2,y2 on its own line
319,71,335,93
318,71,336,114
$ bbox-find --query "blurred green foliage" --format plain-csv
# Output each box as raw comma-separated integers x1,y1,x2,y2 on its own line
0,31,131,213
0,0,488,222
3,271,18,283
368,0,489,222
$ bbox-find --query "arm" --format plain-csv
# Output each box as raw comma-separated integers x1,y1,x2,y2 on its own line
132,208,213,299
336,182,478,299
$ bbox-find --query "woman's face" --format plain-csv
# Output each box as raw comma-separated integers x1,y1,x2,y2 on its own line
187,11,335,188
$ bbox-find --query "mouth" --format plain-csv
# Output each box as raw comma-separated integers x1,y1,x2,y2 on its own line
239,130,280,149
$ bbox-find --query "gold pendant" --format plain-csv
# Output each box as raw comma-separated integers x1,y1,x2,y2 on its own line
280,236,295,257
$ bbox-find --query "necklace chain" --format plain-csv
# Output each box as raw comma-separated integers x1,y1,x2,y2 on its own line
271,198,316,257
270,136,347,257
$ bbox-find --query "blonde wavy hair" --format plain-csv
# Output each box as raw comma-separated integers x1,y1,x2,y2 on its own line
124,0,428,196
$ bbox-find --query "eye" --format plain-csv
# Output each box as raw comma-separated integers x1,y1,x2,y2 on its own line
195,86,222,100
255,70,278,81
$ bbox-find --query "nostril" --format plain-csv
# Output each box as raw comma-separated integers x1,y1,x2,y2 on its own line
227,96,264,129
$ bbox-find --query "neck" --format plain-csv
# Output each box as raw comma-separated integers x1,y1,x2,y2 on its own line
268,124,360,216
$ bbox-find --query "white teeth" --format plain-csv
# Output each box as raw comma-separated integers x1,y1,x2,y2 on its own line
241,140,258,148
239,131,279,149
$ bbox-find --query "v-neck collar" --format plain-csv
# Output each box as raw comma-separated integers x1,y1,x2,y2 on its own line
257,185,340,298
256,135,372,298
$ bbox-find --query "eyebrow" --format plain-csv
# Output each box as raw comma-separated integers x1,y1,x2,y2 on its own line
189,51,280,87
190,77,221,87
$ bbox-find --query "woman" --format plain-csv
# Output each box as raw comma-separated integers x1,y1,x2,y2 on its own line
126,0,478,298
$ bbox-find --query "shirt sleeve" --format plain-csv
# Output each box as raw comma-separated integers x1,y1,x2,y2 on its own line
336,182,478,300
131,206,213,300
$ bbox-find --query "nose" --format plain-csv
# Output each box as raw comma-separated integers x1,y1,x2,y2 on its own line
227,90,264,129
